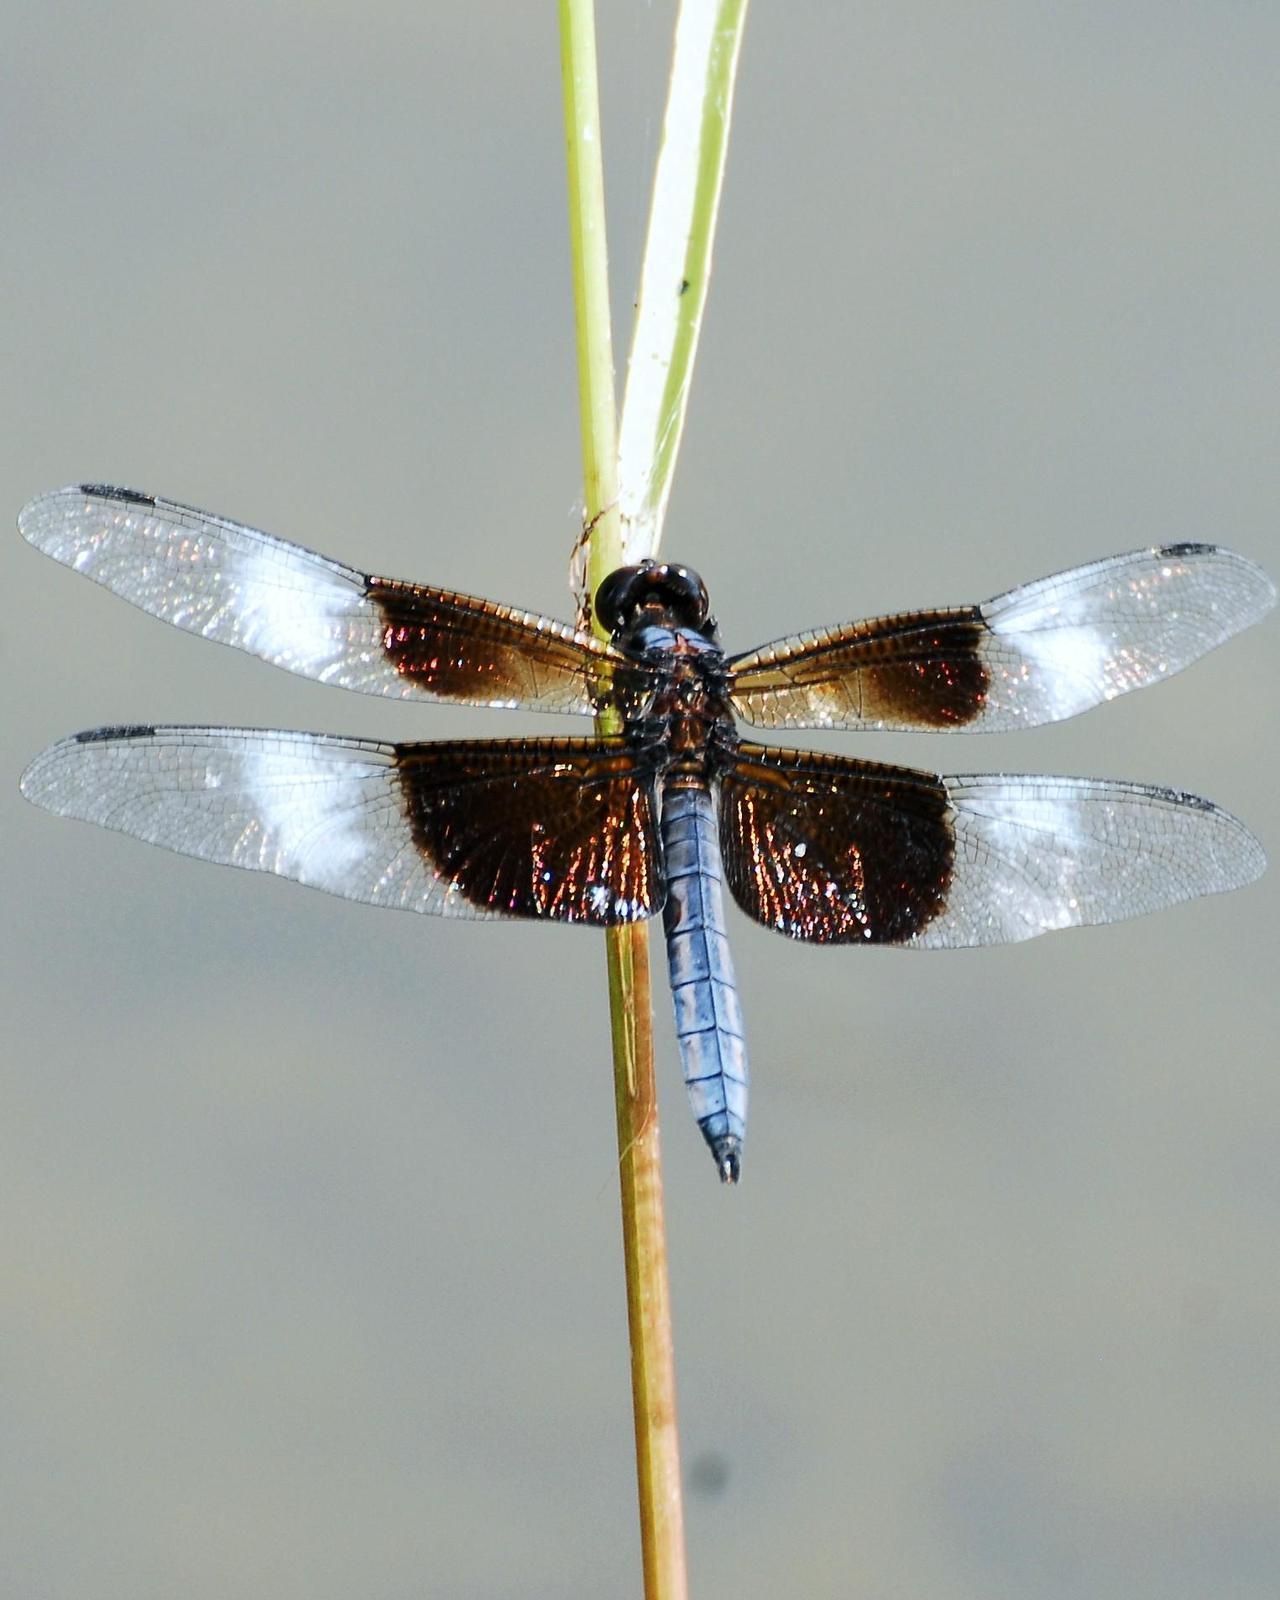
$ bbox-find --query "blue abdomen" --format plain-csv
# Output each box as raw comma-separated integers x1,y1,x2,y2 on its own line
660,780,748,1181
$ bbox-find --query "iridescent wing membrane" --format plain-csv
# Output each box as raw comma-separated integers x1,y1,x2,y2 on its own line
20,486,664,925
717,544,1273,944
19,485,655,716
727,544,1274,732
720,744,1265,947
22,728,662,924
20,486,1273,947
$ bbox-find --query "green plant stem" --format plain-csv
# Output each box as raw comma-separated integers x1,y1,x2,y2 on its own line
618,0,751,552
558,6,688,1598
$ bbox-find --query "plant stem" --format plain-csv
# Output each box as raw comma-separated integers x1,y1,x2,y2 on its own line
618,0,751,555
558,5,688,1597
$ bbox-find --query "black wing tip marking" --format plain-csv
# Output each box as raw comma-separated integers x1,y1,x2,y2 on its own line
76,484,156,506
74,724,158,744
1144,782,1215,813
1155,543,1276,611
1157,541,1217,559
1152,539,1270,569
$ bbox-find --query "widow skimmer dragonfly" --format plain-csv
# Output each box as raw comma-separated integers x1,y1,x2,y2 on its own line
20,485,1273,1181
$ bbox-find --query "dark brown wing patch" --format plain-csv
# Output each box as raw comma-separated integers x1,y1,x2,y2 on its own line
728,608,988,732
369,579,649,715
719,743,953,943
398,738,662,923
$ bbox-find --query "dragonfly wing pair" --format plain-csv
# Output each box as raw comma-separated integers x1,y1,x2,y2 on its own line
20,485,1273,1178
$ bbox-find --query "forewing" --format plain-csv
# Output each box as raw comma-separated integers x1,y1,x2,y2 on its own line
720,743,1265,946
727,544,1275,732
21,728,662,925
20,486,650,716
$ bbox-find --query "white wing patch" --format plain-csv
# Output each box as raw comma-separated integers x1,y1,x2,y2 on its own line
240,743,381,890
982,544,1275,726
227,543,366,680
18,727,492,919
910,774,1267,948
983,613,1115,721
20,487,370,678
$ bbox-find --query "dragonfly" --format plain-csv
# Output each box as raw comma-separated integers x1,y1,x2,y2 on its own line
19,485,1274,1180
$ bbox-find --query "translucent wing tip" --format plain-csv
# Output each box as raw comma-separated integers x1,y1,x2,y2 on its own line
1211,804,1269,892
20,737,70,813
987,541,1278,635
17,487,66,545
1176,543,1278,629
1138,543,1277,640
18,484,154,549
925,773,1270,950
21,730,107,816
1163,784,1270,895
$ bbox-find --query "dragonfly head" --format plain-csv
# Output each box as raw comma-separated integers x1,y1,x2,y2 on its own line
595,561,712,636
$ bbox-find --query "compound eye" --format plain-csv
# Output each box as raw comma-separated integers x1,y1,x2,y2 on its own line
593,565,649,633
683,571,711,627
654,566,709,627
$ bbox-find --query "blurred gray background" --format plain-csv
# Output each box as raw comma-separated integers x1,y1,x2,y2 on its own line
3,4,1277,1597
